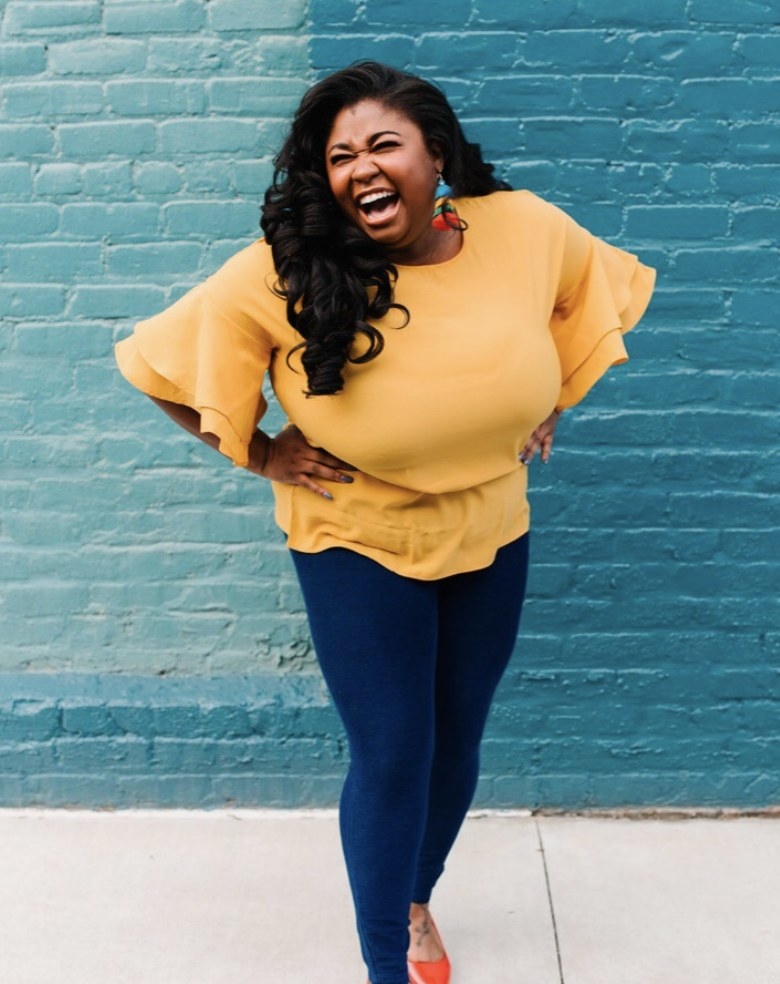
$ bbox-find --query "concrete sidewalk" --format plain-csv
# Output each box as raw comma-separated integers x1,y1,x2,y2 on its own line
0,809,777,984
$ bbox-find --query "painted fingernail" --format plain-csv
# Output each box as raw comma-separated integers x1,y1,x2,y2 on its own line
519,456,528,465
322,491,333,500
339,474,354,483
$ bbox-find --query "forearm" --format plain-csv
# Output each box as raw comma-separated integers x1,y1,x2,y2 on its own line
148,397,271,474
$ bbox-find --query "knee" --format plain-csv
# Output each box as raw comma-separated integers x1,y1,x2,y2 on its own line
434,724,483,765
351,738,433,802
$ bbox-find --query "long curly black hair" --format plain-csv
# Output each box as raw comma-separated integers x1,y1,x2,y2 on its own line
261,61,511,396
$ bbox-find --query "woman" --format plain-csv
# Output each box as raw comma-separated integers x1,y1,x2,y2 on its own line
116,62,655,984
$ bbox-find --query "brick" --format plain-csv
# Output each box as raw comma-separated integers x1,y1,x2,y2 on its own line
308,0,360,24
232,160,274,194
713,165,780,203
730,207,777,240
0,163,32,197
624,119,730,162
418,32,520,72
180,160,234,194
0,124,54,158
504,160,557,194
60,203,160,240
58,122,156,158
146,38,227,74
672,247,777,285
54,736,149,771
578,75,677,114
0,42,47,75
737,33,780,70
628,30,738,75
0,286,65,318
523,117,623,160
68,285,167,318
3,82,104,119
476,75,577,114
663,164,715,199
133,162,182,195
14,323,113,358
578,0,688,25
472,133,519,174
670,325,775,370
3,1,100,33
250,35,308,73
164,201,258,237
677,79,779,116
364,0,470,26
33,163,81,195
689,0,779,24
106,80,207,117
208,0,307,31
599,163,668,199
48,39,147,75
311,35,419,75
644,288,724,327
80,162,133,197
0,701,59,741
158,119,259,154
61,705,121,737
730,290,777,327
473,0,577,28
0,742,56,772
208,78,307,114
2,583,88,618
0,204,59,238
4,243,103,282
104,1,205,34
729,123,780,163
625,205,729,239
106,243,202,278
523,30,630,71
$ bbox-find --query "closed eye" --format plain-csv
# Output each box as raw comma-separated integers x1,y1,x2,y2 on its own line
328,140,401,167
329,152,355,167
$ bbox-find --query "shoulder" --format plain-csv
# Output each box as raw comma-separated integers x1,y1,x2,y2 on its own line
204,237,276,294
204,238,283,310
459,190,572,241
190,237,287,340
461,189,567,221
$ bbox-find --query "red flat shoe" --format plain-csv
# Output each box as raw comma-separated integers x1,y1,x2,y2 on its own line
407,951,451,984
407,916,451,984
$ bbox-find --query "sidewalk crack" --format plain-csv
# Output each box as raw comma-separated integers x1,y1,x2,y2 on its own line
535,818,565,984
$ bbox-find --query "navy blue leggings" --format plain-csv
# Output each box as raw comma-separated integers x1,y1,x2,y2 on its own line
290,534,529,984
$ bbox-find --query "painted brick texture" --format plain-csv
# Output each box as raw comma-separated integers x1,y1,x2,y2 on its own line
1,1,778,808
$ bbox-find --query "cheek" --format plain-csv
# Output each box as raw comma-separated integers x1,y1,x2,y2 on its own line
326,168,346,202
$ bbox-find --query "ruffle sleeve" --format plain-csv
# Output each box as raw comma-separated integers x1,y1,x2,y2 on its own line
549,216,655,409
115,279,272,467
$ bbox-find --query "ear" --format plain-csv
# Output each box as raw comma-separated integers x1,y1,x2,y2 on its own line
428,140,445,175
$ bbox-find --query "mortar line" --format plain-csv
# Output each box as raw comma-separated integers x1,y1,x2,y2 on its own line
535,818,566,984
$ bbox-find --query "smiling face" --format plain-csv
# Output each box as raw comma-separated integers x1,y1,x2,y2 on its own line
325,99,448,265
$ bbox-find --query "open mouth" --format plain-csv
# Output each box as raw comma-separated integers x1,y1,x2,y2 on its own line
356,190,400,221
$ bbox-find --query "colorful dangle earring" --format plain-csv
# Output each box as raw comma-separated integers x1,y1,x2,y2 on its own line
432,172,466,231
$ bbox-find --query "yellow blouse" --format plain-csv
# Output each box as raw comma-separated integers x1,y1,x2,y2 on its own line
115,190,655,579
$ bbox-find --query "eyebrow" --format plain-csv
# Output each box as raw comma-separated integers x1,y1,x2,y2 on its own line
327,130,402,154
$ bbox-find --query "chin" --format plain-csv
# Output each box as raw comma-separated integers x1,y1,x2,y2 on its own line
364,227,404,248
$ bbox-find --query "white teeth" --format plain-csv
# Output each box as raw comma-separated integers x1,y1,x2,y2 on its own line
358,190,395,206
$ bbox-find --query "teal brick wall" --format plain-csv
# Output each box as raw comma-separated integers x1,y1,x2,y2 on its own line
1,1,778,808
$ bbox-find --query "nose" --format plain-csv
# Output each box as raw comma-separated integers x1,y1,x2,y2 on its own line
351,151,380,182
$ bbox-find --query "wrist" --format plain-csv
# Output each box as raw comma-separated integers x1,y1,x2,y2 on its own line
248,430,271,475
